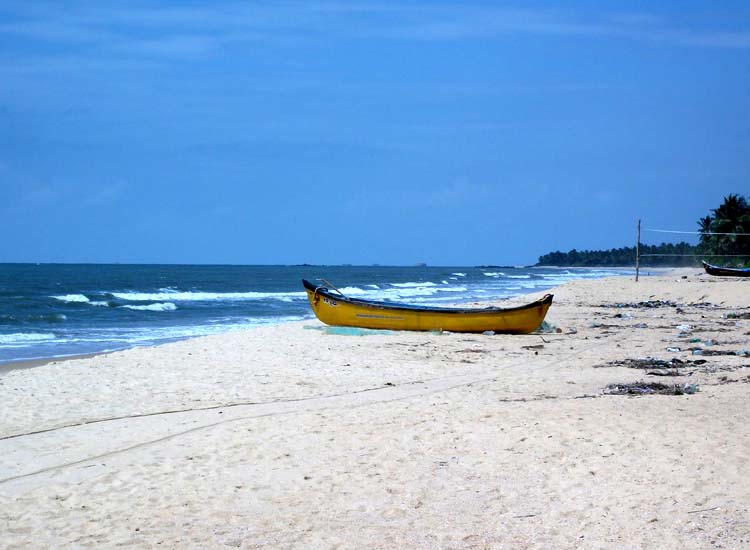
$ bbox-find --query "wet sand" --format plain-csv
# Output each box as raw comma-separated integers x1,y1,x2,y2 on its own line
0,351,114,375
1,269,749,548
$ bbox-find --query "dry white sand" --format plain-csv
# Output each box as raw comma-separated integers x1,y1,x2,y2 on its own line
1,269,749,549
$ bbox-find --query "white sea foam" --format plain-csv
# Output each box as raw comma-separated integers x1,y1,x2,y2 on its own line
111,315,307,343
452,273,466,277
89,301,111,307
0,333,57,345
435,286,468,293
52,294,89,303
506,275,531,279
334,283,470,303
6,317,306,354
390,282,437,288
483,272,504,277
121,302,178,312
390,287,438,297
111,291,306,302
518,282,540,288
338,286,367,295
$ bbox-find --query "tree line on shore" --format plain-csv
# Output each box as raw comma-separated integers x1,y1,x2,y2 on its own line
536,242,697,267
537,194,750,267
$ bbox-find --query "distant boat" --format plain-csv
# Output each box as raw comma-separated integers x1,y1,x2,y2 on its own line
302,279,553,334
702,261,750,277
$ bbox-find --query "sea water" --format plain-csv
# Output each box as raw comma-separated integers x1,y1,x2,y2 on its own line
0,264,631,363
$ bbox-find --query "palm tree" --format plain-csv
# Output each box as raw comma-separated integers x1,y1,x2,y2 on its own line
697,215,714,254
706,194,750,261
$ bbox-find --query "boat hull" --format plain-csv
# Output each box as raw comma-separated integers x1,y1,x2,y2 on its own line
702,261,750,277
302,279,553,334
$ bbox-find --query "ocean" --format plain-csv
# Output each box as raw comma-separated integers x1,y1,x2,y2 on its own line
0,264,631,363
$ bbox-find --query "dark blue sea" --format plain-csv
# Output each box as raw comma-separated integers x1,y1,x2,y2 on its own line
0,264,631,363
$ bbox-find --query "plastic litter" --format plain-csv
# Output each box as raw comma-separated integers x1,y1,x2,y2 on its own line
666,347,681,353
536,321,557,333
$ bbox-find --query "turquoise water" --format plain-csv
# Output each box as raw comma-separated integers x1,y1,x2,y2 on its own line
0,264,630,363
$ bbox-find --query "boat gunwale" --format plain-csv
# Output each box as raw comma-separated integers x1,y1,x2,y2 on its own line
301,279,553,315
702,261,750,276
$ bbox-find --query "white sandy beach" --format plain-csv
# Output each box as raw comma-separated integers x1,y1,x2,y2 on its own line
1,269,749,549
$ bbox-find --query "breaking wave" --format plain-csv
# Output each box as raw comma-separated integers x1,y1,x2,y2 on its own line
52,294,89,303
0,333,58,346
121,303,178,312
110,290,305,302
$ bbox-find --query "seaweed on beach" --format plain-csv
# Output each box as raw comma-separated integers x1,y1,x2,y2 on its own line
600,300,678,309
689,302,716,308
645,369,683,377
726,311,750,319
588,322,622,329
595,357,706,370
688,348,750,357
717,374,750,384
604,382,698,395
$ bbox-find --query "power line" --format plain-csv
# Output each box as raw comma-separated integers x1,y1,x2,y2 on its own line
643,228,750,236
640,253,750,257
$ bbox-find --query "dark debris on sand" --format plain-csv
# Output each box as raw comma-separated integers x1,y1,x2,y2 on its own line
599,300,728,310
726,311,750,320
689,348,750,357
600,300,678,309
594,357,707,370
604,382,699,396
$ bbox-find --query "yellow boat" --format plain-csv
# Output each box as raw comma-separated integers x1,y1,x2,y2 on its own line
302,279,553,334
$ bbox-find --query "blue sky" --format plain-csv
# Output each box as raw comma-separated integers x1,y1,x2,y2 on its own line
2,1,749,265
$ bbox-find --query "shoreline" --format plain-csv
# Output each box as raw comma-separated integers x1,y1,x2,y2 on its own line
0,350,121,375
0,267,650,369
2,268,749,548
0,266,713,376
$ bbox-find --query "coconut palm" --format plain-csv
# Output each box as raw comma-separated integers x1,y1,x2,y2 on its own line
697,215,714,253
706,194,750,260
